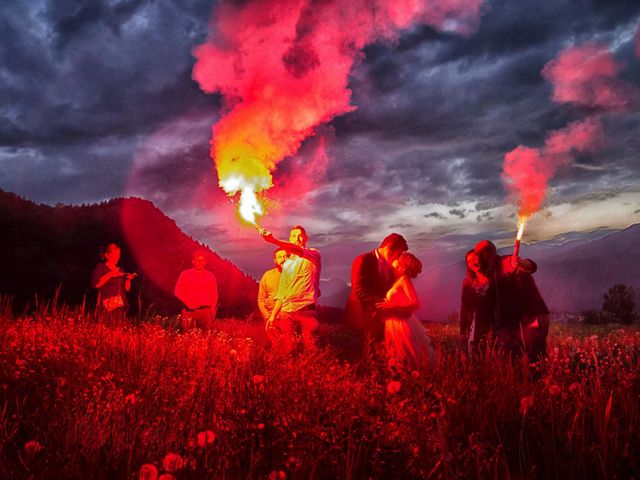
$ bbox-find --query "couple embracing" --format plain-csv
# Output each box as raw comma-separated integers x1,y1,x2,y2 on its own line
345,233,434,369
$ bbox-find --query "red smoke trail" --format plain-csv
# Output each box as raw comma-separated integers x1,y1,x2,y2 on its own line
503,41,638,218
503,118,605,217
193,0,485,224
541,44,631,111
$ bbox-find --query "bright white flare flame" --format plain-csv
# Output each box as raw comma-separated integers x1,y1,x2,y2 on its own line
516,218,526,241
238,187,263,225
219,175,267,225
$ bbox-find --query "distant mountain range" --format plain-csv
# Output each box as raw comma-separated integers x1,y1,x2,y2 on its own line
535,224,640,312
0,190,257,317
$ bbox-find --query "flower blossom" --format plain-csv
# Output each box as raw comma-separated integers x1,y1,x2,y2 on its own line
139,464,158,480
23,440,44,457
520,395,535,415
387,381,402,394
162,453,183,473
197,430,216,448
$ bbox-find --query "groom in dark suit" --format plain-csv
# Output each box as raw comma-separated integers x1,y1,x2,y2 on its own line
345,233,409,342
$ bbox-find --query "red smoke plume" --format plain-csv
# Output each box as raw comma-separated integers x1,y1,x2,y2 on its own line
503,40,638,218
503,118,605,217
193,0,485,224
541,44,630,111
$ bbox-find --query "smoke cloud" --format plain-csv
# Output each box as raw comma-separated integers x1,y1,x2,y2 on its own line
503,39,638,218
503,118,605,217
192,0,485,222
541,44,632,111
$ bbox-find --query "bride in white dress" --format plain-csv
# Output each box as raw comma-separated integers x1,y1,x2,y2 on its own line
377,252,434,370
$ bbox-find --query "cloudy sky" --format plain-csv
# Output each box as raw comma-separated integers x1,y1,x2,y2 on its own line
1,0,639,280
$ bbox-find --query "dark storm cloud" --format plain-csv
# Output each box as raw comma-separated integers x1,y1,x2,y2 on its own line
47,0,149,49
0,0,639,262
0,135,140,203
317,0,640,224
0,0,218,205
476,211,494,223
449,208,467,218
390,0,640,64
0,0,217,148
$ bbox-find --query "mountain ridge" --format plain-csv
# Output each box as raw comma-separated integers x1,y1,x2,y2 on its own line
0,190,257,317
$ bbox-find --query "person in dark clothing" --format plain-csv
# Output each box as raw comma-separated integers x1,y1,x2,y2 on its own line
460,249,496,358
345,233,408,343
92,243,137,324
474,240,550,363
507,269,550,362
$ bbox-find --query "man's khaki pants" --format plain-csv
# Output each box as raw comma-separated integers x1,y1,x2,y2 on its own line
272,308,318,354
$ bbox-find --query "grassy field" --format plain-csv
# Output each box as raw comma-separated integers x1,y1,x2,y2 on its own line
0,306,638,479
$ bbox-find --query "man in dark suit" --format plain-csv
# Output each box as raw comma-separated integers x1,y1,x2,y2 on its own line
474,240,550,362
345,233,409,342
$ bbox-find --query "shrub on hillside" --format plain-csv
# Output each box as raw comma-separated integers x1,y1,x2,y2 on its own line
602,284,637,324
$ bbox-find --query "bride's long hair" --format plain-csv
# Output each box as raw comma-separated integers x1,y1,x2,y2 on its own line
396,252,422,279
464,249,490,291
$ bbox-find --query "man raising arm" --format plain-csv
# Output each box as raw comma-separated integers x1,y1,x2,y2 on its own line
258,225,321,353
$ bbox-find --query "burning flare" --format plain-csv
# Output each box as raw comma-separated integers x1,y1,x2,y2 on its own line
512,217,526,266
516,218,525,242
219,172,270,225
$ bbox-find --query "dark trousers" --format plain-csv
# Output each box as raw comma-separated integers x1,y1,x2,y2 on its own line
181,308,215,331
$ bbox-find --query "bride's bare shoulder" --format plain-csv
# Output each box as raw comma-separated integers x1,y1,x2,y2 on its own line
395,275,412,288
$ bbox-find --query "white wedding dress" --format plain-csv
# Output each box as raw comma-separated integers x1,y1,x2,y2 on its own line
384,281,435,369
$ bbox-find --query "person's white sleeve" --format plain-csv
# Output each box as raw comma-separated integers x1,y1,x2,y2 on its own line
210,272,219,309
174,271,186,302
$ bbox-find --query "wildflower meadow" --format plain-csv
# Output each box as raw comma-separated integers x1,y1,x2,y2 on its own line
0,304,638,479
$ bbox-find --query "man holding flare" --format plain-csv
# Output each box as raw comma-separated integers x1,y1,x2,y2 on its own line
257,225,321,354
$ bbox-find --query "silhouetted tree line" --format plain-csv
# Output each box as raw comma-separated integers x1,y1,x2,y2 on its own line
582,284,637,324
0,190,257,317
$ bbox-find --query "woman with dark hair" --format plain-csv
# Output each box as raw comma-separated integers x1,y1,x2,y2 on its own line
377,252,434,369
460,249,495,357
92,243,137,323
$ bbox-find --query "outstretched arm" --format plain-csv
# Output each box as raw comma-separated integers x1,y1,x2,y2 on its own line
258,228,306,258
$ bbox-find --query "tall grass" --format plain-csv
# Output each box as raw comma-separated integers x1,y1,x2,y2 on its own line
0,313,638,479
